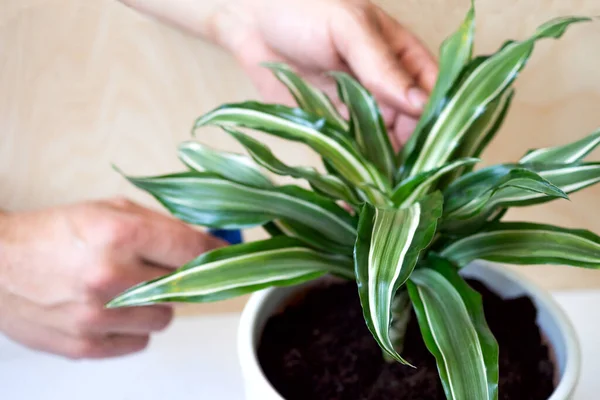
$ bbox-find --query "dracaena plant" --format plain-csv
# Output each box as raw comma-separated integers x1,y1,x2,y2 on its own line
107,3,599,399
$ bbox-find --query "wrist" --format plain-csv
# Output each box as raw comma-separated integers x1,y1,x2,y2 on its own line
207,0,256,53
118,0,238,42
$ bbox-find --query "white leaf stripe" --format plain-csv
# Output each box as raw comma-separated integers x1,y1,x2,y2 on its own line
445,164,600,224
409,18,587,176
333,72,395,180
393,158,479,206
410,268,490,400
224,127,361,205
454,89,514,167
126,173,357,244
195,106,383,191
367,204,421,345
520,130,600,164
108,239,356,307
445,229,600,262
355,193,443,364
490,176,600,203
442,168,568,223
399,1,475,167
272,219,354,255
178,141,272,188
470,89,511,150
441,225,600,268
112,248,348,303
264,63,348,131
410,52,522,175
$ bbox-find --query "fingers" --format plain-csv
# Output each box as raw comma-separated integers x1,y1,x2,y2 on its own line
55,333,150,360
105,199,227,269
96,306,173,335
82,258,174,302
134,217,224,268
232,31,298,107
0,288,154,359
393,113,419,147
374,6,438,93
65,303,173,336
75,334,150,359
330,6,426,117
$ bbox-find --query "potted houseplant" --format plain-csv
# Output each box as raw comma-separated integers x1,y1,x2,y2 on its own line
107,2,599,399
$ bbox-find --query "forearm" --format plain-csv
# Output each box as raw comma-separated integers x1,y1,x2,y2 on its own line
117,0,242,43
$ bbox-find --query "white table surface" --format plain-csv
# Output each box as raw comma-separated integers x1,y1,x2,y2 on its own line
2,291,599,400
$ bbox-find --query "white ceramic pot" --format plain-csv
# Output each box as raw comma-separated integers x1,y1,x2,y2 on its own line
237,261,581,400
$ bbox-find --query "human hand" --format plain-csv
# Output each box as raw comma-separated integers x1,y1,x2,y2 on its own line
209,0,438,148
0,198,225,359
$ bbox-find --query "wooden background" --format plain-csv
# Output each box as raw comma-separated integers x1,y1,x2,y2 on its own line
1,0,600,314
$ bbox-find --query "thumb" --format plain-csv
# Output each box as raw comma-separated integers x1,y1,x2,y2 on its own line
130,207,227,269
330,7,427,117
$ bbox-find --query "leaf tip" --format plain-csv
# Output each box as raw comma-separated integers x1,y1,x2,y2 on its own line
105,296,126,309
260,61,288,71
549,185,569,200
111,163,125,176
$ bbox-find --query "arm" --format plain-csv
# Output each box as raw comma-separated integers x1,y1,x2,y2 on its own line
118,0,234,42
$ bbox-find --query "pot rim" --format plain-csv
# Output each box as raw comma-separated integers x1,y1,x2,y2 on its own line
237,261,581,400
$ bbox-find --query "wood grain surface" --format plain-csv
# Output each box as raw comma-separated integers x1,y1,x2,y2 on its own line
1,0,600,314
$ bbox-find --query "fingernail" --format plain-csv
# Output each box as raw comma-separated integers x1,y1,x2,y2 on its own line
407,87,428,110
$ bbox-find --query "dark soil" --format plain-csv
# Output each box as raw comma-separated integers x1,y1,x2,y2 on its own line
257,279,556,400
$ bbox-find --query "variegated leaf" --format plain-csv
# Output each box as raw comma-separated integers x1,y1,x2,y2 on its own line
448,88,514,178
399,0,475,170
107,237,354,307
443,167,567,225
444,162,600,231
264,62,348,131
194,101,389,204
407,17,590,177
177,141,272,189
392,158,479,207
332,72,396,181
408,257,498,400
520,128,600,164
441,222,600,269
224,127,360,205
355,192,443,363
118,169,357,245
266,219,354,255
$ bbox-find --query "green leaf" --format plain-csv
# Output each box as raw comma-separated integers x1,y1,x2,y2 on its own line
269,219,354,256
224,127,361,205
535,16,593,38
520,128,600,164
531,162,600,195
392,158,479,207
406,16,590,177
388,289,412,359
354,192,443,364
443,167,568,226
399,0,475,169
441,222,600,269
444,161,600,229
194,101,389,204
331,72,396,181
107,237,354,307
450,88,514,175
177,141,272,189
119,170,357,245
408,257,498,400
263,62,348,131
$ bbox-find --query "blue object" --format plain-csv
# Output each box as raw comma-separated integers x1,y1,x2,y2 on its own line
208,229,243,245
